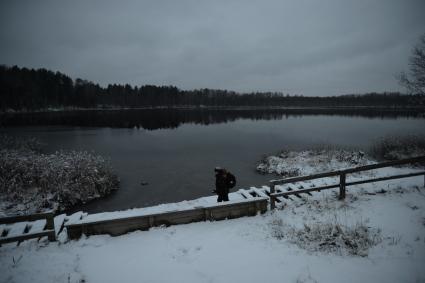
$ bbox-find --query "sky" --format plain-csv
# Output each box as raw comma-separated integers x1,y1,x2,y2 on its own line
0,0,424,96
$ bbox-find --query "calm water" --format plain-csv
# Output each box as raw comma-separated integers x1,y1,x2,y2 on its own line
2,109,425,213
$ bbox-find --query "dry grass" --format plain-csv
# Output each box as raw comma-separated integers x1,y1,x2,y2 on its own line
270,217,381,256
369,134,425,161
0,135,119,215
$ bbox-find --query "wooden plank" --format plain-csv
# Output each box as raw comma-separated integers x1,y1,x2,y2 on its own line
269,183,276,209
271,170,341,186
82,219,151,237
276,186,292,200
277,196,289,202
239,190,254,199
0,212,57,242
5,222,28,238
69,209,205,238
272,170,424,199
65,211,86,225
287,184,303,198
259,187,270,197
66,198,268,239
346,171,425,187
208,201,261,220
54,214,67,236
298,182,313,195
343,156,425,174
0,230,55,245
272,183,340,197
261,186,291,202
71,208,202,227
25,220,46,234
155,209,205,225
0,211,55,225
339,173,346,200
288,184,299,191
270,156,425,186
297,182,307,189
252,187,268,198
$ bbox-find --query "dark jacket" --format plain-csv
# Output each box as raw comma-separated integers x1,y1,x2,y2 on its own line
215,171,236,193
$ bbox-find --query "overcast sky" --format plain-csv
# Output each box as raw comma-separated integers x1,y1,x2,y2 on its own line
1,0,424,96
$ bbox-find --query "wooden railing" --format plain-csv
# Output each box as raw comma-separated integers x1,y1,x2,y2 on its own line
269,156,425,209
0,211,56,245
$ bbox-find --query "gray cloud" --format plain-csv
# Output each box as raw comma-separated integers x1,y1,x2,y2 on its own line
1,0,424,96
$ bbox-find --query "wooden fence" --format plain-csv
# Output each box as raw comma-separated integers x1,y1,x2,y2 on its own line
66,197,268,240
0,211,56,245
269,156,425,209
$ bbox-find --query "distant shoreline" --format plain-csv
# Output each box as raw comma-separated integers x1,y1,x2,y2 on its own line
2,105,425,114
1,106,423,129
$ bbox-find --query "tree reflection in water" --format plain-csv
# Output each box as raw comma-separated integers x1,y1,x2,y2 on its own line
1,108,423,129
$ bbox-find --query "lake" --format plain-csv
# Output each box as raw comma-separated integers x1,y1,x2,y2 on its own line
1,108,424,213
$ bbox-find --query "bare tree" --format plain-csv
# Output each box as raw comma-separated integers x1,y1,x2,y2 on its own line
399,34,425,94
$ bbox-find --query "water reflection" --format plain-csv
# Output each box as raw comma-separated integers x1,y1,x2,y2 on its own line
1,108,423,129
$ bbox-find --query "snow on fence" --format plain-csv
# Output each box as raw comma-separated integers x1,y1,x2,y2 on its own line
269,155,425,209
66,197,268,240
0,211,56,245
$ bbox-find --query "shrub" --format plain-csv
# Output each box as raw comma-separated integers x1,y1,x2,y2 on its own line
370,135,425,161
270,218,381,256
0,135,119,215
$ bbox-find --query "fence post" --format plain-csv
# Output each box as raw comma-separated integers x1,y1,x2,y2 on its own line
45,213,56,241
270,182,276,210
339,173,346,200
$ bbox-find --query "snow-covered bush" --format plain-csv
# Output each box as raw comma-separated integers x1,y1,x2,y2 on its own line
287,222,381,256
270,218,381,256
370,135,425,161
0,135,119,215
257,149,370,176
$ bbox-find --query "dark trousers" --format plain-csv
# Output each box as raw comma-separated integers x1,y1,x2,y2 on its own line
217,191,229,202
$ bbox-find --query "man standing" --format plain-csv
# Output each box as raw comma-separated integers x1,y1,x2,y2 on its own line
214,167,236,202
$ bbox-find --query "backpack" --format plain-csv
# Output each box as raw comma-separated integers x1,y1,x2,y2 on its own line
226,172,237,189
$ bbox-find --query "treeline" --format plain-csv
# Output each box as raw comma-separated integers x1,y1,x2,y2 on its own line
1,65,424,111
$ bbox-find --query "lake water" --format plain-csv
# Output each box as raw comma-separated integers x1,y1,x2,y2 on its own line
1,109,424,213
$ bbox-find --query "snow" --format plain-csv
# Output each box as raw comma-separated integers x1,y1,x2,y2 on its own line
1,148,424,283
25,219,46,234
4,222,27,238
257,149,371,176
68,194,257,225
1,172,424,283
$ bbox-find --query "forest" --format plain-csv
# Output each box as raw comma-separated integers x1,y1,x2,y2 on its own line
1,65,424,111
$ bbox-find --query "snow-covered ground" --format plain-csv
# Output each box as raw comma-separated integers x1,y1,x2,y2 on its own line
257,149,371,176
1,170,424,283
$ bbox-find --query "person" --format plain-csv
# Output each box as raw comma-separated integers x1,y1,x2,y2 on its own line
213,167,236,202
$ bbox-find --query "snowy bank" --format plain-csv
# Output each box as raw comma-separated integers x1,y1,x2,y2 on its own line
257,137,425,177
0,173,424,283
257,149,371,176
0,136,119,216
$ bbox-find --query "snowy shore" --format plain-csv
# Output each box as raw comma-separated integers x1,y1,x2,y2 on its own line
256,143,425,177
1,144,425,282
0,171,424,283
257,149,371,177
